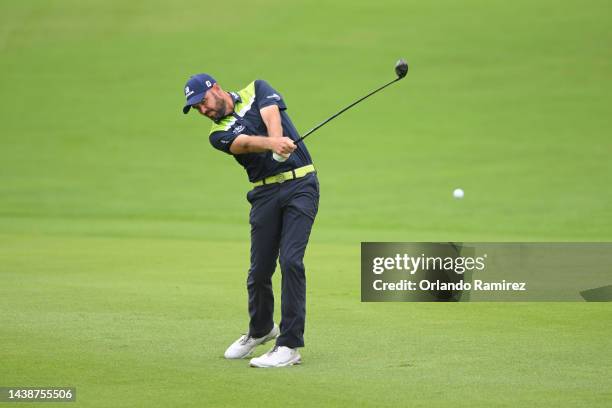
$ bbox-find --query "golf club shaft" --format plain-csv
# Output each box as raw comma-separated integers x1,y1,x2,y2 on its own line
295,76,402,144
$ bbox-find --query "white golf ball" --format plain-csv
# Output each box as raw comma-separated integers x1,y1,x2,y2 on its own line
453,188,464,199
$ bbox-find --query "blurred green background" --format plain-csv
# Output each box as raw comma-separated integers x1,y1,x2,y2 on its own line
1,0,611,407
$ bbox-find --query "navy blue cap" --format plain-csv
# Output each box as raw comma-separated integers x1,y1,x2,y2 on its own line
182,74,217,114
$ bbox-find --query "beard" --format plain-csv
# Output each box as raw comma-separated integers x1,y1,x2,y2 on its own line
211,97,228,122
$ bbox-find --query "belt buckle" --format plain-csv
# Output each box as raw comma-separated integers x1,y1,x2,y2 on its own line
276,173,286,183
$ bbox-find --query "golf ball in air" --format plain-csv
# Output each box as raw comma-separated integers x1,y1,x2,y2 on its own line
453,188,464,199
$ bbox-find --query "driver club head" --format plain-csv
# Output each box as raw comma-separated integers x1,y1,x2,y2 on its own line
395,59,409,79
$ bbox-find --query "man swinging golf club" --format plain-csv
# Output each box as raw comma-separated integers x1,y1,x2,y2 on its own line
183,60,407,367
183,74,319,368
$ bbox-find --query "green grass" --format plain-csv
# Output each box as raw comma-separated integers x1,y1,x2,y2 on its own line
1,0,611,406
2,235,610,407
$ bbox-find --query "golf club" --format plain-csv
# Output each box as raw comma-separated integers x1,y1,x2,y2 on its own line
273,58,408,162
298,58,408,143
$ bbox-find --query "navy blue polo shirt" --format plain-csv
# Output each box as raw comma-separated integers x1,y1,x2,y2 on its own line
208,80,313,183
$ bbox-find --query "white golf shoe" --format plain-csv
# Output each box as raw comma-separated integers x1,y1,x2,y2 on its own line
249,346,301,368
224,324,280,359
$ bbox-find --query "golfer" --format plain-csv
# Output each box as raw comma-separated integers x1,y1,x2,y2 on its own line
182,74,319,367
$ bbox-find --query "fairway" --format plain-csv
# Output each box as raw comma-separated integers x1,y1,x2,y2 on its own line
1,0,611,406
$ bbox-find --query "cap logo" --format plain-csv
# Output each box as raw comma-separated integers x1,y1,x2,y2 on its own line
185,86,194,98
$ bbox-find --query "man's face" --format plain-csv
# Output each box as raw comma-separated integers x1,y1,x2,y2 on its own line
191,86,227,121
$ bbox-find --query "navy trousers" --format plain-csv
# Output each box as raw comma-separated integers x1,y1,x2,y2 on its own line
246,172,319,348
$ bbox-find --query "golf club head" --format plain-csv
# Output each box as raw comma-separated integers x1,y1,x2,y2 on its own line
395,59,408,79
